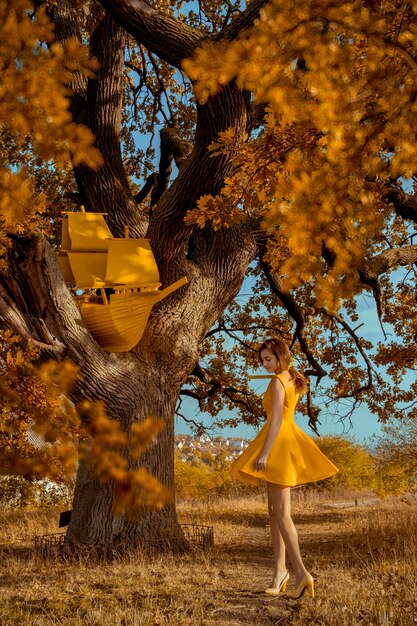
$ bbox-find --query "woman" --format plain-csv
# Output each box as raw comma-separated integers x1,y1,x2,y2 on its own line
231,338,338,599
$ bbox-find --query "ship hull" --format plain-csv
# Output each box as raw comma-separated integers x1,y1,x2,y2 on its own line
79,291,160,353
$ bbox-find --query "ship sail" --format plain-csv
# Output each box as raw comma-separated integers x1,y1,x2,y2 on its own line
104,239,161,288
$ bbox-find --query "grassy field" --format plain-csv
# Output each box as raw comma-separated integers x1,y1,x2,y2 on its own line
0,490,416,625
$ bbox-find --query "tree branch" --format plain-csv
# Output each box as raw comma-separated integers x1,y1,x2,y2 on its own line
385,187,417,224
359,244,417,325
175,396,210,435
259,256,327,380
134,172,158,204
47,6,147,236
0,234,108,367
0,281,66,358
216,0,269,42
363,244,417,278
150,126,193,210
98,0,203,69
78,14,146,236
182,370,260,415
46,0,89,125
203,320,286,344
319,308,383,397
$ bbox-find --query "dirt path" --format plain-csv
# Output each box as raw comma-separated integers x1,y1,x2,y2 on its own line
198,508,337,625
199,500,384,626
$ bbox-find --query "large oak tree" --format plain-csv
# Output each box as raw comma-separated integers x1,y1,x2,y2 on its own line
1,0,416,549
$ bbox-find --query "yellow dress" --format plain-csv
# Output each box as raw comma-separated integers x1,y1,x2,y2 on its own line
230,373,338,487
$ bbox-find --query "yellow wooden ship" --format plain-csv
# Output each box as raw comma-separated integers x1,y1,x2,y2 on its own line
58,207,187,352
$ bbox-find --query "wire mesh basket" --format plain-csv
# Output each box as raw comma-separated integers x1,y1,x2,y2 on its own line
34,522,214,557
148,522,215,551
33,532,66,558
181,523,214,549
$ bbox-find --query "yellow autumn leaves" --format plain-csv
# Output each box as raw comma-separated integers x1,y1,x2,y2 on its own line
0,0,102,262
183,0,417,309
0,331,169,514
1,331,80,483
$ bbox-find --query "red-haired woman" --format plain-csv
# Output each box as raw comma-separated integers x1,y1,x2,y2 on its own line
231,338,338,599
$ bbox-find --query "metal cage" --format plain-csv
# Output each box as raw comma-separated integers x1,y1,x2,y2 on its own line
34,522,214,558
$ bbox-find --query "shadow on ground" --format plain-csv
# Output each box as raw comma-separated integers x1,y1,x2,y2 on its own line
209,510,268,528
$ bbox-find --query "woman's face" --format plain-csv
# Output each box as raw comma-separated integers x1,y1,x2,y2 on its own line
260,348,280,373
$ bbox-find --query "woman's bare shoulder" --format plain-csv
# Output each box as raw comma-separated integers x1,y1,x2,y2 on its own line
271,375,286,395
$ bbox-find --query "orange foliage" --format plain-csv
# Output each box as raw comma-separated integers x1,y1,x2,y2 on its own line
0,330,80,482
81,405,171,514
0,0,102,263
184,0,417,309
0,331,170,513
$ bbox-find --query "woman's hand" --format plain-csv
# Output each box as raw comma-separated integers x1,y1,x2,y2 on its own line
255,452,268,471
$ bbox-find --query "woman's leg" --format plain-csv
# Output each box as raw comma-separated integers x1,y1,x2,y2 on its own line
266,482,287,587
267,483,310,583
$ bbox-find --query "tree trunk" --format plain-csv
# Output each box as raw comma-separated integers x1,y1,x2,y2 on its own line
66,368,186,550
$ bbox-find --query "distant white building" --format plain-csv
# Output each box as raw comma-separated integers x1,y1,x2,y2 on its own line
228,440,245,451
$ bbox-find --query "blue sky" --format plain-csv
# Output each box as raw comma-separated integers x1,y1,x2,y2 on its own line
175,283,396,445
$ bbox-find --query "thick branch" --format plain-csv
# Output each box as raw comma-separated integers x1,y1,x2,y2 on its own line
323,238,417,323
47,6,146,235
259,256,327,381
358,244,417,322
216,0,269,42
150,126,193,210
134,172,158,204
73,15,146,237
0,235,105,366
147,118,248,263
386,187,417,224
363,244,417,278
0,280,66,358
100,0,268,69
98,0,203,68
46,0,89,125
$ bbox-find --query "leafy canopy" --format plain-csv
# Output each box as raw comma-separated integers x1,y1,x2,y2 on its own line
184,0,417,308
0,0,101,262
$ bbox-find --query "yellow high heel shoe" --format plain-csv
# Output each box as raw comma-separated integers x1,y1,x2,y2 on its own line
287,574,315,599
264,571,289,596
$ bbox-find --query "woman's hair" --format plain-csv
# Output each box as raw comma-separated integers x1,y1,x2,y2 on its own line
258,338,309,395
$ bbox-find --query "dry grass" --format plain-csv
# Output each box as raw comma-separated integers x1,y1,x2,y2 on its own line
0,491,416,625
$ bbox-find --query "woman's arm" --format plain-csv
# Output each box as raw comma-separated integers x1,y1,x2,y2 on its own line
255,378,285,471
